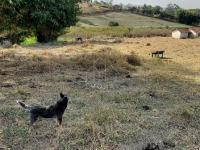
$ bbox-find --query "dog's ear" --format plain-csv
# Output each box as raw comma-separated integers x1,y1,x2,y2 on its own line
60,93,64,98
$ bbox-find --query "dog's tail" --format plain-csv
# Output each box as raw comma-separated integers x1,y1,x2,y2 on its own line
16,100,31,112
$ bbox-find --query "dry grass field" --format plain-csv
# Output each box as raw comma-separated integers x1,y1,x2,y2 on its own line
0,37,200,150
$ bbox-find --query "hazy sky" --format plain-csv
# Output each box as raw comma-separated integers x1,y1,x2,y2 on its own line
109,0,200,9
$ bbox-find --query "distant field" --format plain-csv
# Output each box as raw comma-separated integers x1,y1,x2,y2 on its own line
79,12,190,28
60,27,173,40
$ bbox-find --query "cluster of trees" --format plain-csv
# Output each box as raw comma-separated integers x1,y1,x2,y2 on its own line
128,5,163,16
127,4,200,25
0,0,81,43
175,9,200,25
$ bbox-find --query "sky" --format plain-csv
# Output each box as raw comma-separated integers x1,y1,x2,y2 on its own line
106,0,200,9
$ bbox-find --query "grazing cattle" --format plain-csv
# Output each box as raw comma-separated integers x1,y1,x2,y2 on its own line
151,50,165,58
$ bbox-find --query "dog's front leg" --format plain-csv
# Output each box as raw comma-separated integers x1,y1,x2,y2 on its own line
57,116,62,126
56,116,64,134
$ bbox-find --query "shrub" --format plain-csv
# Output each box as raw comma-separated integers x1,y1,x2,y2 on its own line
126,52,141,66
108,21,119,27
181,109,193,120
20,36,37,46
70,47,141,72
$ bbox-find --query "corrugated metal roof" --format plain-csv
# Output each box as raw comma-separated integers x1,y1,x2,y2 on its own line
189,27,200,33
173,28,189,33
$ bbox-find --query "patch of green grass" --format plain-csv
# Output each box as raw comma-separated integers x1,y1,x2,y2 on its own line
64,26,175,39
21,36,37,46
65,26,129,38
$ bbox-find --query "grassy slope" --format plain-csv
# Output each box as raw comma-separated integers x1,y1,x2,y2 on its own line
56,12,190,42
79,12,190,28
0,37,200,149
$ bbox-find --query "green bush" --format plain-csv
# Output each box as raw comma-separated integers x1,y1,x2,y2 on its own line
108,21,119,27
20,36,37,46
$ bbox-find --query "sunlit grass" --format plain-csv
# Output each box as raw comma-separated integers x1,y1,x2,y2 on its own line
20,36,37,46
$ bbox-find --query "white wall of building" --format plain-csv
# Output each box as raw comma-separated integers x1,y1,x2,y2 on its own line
172,30,188,39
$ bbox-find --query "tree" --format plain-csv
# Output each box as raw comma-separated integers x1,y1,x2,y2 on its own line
176,9,199,25
165,3,180,19
112,4,123,11
153,6,163,15
0,0,81,43
141,4,153,16
128,6,137,13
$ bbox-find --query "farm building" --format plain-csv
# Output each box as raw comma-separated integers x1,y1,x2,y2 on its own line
172,29,189,39
189,27,200,38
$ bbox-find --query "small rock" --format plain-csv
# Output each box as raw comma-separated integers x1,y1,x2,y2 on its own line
0,69,7,75
143,105,151,111
29,84,36,88
75,77,84,81
143,143,160,150
163,140,175,148
126,74,132,78
153,109,158,113
146,43,151,46
149,93,156,98
0,72,7,75
2,39,12,48
67,79,73,83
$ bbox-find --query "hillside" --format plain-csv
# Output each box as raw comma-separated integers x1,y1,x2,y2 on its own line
79,12,190,28
80,2,110,15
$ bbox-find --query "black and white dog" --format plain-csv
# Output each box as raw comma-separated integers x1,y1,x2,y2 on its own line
17,93,68,126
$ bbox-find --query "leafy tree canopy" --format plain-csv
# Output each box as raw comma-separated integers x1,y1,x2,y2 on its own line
0,0,81,43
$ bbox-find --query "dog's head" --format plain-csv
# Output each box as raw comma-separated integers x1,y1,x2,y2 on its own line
60,92,69,103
